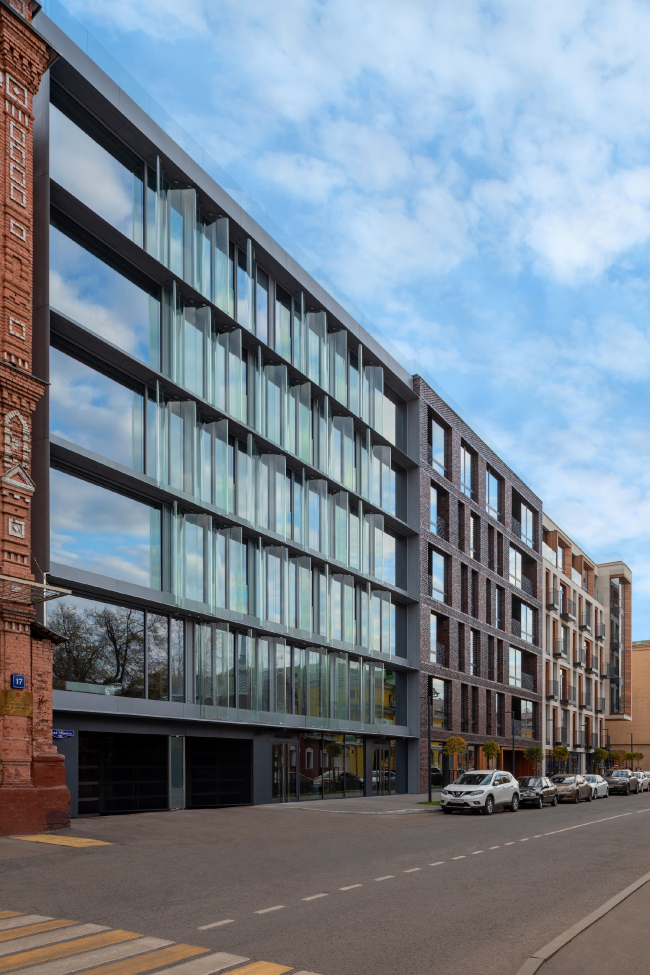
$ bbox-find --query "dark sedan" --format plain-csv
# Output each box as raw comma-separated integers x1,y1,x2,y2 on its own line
550,774,592,803
605,769,639,794
517,776,558,808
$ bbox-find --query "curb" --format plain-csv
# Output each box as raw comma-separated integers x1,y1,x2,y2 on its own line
515,868,650,974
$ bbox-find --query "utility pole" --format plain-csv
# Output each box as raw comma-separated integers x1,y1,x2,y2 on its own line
427,692,432,802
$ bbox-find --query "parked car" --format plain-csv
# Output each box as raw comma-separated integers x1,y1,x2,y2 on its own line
604,769,639,794
632,771,649,792
550,774,592,803
430,766,443,787
517,776,558,808
440,770,519,815
584,774,609,799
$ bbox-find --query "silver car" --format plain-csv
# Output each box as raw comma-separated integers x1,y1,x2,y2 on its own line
632,771,649,792
584,774,609,799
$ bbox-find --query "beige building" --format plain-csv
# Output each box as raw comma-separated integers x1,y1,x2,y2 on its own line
607,639,648,762
542,517,632,774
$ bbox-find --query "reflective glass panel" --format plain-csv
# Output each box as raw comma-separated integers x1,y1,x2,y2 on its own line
147,613,169,701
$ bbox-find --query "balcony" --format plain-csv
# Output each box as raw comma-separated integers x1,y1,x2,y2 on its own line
585,653,595,673
595,622,606,640
555,727,568,746
579,692,592,710
574,647,586,668
575,729,585,747
595,588,605,606
571,567,582,586
610,640,620,652
591,732,599,749
561,598,576,622
546,588,560,611
542,541,558,566
546,679,559,700
560,684,575,705
600,661,610,679
579,613,591,632
596,697,606,713
554,640,568,659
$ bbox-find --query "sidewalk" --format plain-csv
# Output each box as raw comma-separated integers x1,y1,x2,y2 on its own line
522,875,650,974
271,791,441,814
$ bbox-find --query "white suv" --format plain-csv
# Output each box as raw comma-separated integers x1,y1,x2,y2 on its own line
440,770,519,815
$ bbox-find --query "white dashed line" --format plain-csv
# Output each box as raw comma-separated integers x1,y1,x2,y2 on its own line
198,920,235,930
471,850,483,855
504,842,515,846
452,856,466,860
520,838,529,842
429,861,445,866
340,884,362,890
375,875,394,881
404,868,422,873
302,894,327,901
533,835,543,838
255,905,285,914
489,845,500,849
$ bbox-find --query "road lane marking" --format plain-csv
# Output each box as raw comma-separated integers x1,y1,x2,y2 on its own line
451,856,466,860
504,842,515,846
0,930,140,973
223,964,292,975
489,846,500,849
75,944,208,975
374,876,394,881
533,835,542,838
471,851,483,855
339,885,362,890
254,907,284,915
302,895,327,901
0,919,22,924
0,926,108,958
429,862,445,866
157,954,249,975
15,936,173,975
520,838,529,842
404,868,422,872
10,835,111,848
0,921,75,943
197,921,235,930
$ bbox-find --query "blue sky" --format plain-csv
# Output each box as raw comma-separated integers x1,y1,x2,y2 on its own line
51,0,650,636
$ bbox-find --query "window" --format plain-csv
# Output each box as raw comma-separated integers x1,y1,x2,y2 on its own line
461,684,469,733
429,549,446,602
429,613,446,665
509,546,522,588
496,587,505,630
521,604,535,644
496,693,505,736
486,469,500,520
488,636,495,681
457,501,465,551
255,266,269,344
50,469,161,589
460,446,474,498
431,678,447,729
521,503,534,547
470,630,480,676
458,622,465,672
430,415,446,475
50,224,160,367
471,686,479,733
470,513,480,561
509,646,522,687
50,347,145,472
430,484,439,534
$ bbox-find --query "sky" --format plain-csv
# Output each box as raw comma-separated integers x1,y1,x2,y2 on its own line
48,0,650,636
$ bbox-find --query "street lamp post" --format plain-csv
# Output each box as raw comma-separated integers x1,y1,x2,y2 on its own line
428,693,432,803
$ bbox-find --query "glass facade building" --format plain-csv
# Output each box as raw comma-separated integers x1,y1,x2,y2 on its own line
37,13,420,814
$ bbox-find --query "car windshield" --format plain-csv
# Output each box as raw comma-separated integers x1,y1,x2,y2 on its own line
610,770,628,777
518,778,542,787
552,776,575,784
455,773,492,786
584,775,596,782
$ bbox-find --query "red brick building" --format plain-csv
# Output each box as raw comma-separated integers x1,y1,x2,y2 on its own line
0,0,69,834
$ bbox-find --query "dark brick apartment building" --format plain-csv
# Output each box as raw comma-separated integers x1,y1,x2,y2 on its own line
414,376,543,786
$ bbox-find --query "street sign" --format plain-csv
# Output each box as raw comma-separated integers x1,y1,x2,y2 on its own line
52,729,74,739
10,674,25,689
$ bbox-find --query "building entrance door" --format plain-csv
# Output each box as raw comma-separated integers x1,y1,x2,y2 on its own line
372,744,395,795
272,743,297,801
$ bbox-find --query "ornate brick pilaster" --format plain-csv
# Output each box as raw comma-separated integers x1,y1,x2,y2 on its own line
0,0,70,833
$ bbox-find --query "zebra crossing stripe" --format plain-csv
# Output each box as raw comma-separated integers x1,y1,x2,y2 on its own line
72,944,208,975
7,937,172,975
0,929,140,973
0,926,108,959
152,954,250,975
0,922,75,943
0,917,53,933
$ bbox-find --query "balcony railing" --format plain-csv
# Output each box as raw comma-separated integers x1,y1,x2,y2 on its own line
595,622,606,640
521,672,536,692
574,647,586,668
575,729,585,747
561,598,577,621
546,588,560,610
555,727,568,746
585,653,595,673
596,697,606,713
560,685,575,705
610,640,620,652
546,679,558,700
579,613,591,631
595,588,605,606
554,639,568,659
542,541,558,566
600,661,610,679
579,692,592,710
591,732,599,749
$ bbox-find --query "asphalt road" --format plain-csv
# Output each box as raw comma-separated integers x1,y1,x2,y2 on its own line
3,791,650,975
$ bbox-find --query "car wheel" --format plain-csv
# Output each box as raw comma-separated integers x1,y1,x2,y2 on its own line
605,788,609,797
592,789,597,800
586,790,592,802
510,794,519,812
573,791,579,803
537,797,543,809
626,786,630,796
552,795,558,806
442,807,451,814
483,795,494,816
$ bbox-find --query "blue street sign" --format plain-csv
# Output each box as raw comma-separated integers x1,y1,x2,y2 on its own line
10,674,26,690
52,730,74,739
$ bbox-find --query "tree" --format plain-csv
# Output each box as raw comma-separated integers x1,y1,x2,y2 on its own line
482,740,501,769
632,752,644,769
553,745,569,771
593,748,608,766
444,736,468,770
609,750,624,765
523,746,544,769
625,752,635,768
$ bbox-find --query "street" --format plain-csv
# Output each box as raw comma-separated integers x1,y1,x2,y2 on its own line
3,792,650,975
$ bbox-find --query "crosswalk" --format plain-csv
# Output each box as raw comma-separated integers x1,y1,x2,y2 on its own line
0,912,320,975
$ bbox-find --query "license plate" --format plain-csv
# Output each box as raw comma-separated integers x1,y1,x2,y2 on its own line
449,801,463,805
